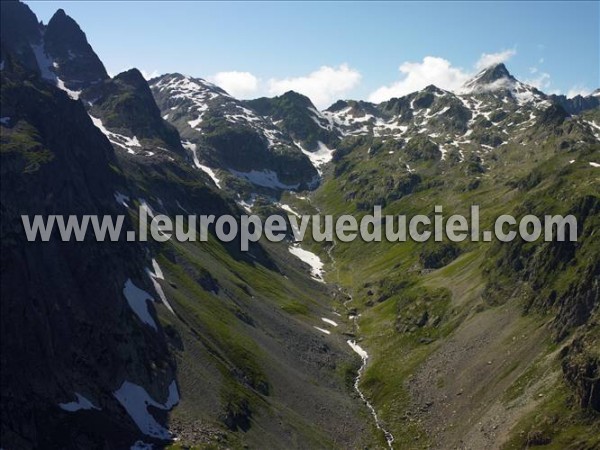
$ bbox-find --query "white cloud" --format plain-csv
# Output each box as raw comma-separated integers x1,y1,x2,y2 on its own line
368,57,470,103
210,71,259,98
475,49,516,71
567,85,592,98
267,64,361,109
368,50,520,103
525,72,551,90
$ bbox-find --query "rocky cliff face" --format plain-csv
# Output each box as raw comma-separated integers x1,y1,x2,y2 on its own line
245,90,340,151
1,4,373,449
82,68,187,159
150,74,320,192
2,1,599,449
1,54,176,449
43,8,109,90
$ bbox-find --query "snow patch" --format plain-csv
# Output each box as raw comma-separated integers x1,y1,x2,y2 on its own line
59,393,99,412
113,380,179,439
182,141,222,188
90,115,141,154
321,318,338,327
56,77,81,100
146,259,175,315
229,169,299,190
589,162,600,168
296,141,335,174
31,42,81,99
277,203,301,217
288,244,324,282
347,340,369,360
314,326,331,335
198,165,222,189
123,279,157,330
31,42,55,81
114,191,130,208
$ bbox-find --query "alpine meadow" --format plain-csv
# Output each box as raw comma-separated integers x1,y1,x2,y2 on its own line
1,1,599,449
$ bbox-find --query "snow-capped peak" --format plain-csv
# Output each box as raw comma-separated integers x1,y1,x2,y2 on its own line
461,63,517,94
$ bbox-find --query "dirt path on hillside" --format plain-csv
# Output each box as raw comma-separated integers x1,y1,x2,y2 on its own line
406,301,554,449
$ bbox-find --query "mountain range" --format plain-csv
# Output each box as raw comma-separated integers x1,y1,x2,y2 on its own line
1,1,599,449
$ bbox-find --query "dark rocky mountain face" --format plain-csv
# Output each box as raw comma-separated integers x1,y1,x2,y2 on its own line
0,0,42,72
549,92,600,115
150,74,320,193
2,4,374,449
82,68,187,159
44,8,109,90
2,1,600,449
1,56,176,449
0,1,107,98
245,90,340,151
465,62,515,87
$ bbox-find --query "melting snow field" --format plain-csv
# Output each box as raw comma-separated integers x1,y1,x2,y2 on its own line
59,393,99,412
31,42,82,99
321,318,338,327
277,203,301,217
90,115,141,154
114,380,179,439
181,140,222,188
314,326,331,335
347,340,369,360
123,279,157,330
237,194,257,213
296,141,335,173
146,259,175,315
114,191,130,208
288,244,324,282
589,162,600,168
230,169,299,190
198,164,222,188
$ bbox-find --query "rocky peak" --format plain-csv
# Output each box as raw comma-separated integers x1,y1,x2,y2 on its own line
325,99,350,113
0,0,42,72
83,68,187,157
462,63,517,93
423,84,445,95
280,90,315,108
537,103,569,126
44,7,108,90
548,92,600,115
478,63,513,83
114,67,147,87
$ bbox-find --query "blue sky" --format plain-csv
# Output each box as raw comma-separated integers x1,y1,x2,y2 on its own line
26,1,599,108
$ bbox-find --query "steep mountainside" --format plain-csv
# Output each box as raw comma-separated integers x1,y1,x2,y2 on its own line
308,65,600,449
1,3,375,449
1,48,176,449
149,74,320,194
1,1,599,449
